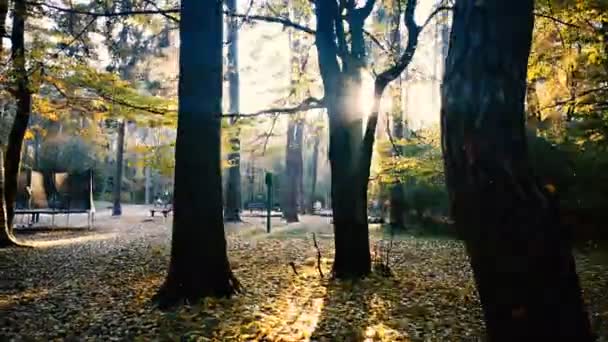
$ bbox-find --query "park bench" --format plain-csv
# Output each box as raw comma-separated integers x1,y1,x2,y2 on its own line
150,206,173,218
246,202,266,212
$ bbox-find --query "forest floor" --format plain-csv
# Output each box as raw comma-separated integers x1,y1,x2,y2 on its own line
1,205,607,341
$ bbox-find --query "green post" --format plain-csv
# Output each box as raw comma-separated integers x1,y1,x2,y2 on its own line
265,172,273,233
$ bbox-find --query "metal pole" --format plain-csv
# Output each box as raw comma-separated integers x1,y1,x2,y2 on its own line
265,172,272,233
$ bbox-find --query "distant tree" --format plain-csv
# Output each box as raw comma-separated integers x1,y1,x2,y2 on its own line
307,119,323,213
111,119,126,215
283,119,304,222
224,0,242,222
154,0,239,307
386,2,406,230
440,0,593,339
281,1,309,223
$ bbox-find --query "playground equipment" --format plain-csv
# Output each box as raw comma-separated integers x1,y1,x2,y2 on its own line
14,169,95,228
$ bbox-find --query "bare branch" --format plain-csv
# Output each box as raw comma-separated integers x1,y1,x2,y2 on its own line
420,6,452,29
232,12,315,34
538,86,608,112
385,111,402,157
364,29,389,53
312,233,324,278
221,97,325,118
262,114,280,156
534,11,580,29
142,0,179,22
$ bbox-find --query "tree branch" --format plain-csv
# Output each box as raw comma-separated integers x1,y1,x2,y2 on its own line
47,78,175,117
538,86,608,112
534,11,580,29
27,1,180,18
142,0,179,22
352,0,376,21
221,97,325,118
261,113,280,156
28,2,317,35
233,12,315,34
420,6,452,29
364,29,389,53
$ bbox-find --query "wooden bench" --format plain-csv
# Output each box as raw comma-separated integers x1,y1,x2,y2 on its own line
150,207,172,218
246,202,266,212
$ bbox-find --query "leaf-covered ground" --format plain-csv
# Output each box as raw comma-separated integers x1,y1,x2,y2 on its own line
1,206,607,341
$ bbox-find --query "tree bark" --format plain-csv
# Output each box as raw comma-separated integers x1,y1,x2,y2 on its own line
295,121,304,214
315,0,372,279
155,0,239,308
0,0,7,56
308,131,320,213
144,165,151,204
282,120,302,222
344,0,425,277
224,0,241,222
4,0,31,229
441,1,592,340
0,150,23,248
112,119,125,216
281,1,307,222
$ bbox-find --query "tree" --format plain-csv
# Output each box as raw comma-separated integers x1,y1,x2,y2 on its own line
112,119,126,216
0,150,20,247
224,0,242,222
154,0,239,307
440,0,593,339
4,0,31,230
386,2,406,230
314,0,375,278
307,117,323,213
280,0,309,223
283,119,304,222
0,0,14,247
315,0,438,278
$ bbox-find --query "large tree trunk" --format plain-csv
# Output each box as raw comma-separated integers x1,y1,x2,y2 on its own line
4,0,30,229
0,150,21,247
112,119,125,216
315,0,373,279
224,0,241,222
440,1,592,340
154,0,239,308
328,99,370,278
